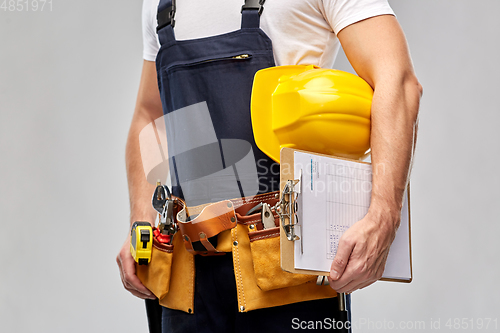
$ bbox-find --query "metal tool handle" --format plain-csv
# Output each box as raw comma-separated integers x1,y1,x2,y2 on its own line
338,292,346,311
338,292,349,333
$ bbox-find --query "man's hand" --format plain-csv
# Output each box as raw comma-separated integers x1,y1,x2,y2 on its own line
328,208,399,294
116,236,156,300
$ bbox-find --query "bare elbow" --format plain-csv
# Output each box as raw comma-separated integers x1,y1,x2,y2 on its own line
372,71,422,124
403,72,423,97
414,78,423,98
402,73,422,122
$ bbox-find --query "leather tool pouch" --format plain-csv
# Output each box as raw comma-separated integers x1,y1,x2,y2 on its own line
136,228,174,300
248,225,316,291
177,200,237,255
173,191,316,290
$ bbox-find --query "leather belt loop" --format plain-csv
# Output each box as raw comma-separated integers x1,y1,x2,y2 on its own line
199,232,217,252
183,234,195,252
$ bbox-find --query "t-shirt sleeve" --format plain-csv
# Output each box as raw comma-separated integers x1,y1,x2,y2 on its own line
322,0,395,35
142,0,161,62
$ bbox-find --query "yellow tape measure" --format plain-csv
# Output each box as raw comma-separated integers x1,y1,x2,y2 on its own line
130,221,153,265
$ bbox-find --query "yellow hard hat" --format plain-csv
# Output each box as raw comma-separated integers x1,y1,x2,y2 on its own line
251,65,373,162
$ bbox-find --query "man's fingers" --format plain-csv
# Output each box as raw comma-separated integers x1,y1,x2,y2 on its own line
117,247,156,299
123,280,156,300
336,252,388,293
338,277,376,294
354,279,376,292
327,274,351,293
330,236,355,281
124,271,155,298
126,284,156,300
122,258,155,297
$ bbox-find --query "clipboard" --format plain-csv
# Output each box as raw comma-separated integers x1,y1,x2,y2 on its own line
279,147,413,283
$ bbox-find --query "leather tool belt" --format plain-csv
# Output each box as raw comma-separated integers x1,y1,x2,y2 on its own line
140,188,335,313
173,191,280,255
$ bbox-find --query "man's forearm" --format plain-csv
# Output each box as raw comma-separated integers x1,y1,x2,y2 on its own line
124,61,165,228
369,74,422,228
125,111,158,226
338,14,423,229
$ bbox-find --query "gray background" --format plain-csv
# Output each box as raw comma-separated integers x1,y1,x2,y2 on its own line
1,0,499,332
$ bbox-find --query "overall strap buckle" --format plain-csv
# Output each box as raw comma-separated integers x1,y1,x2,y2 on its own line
157,0,176,32
241,0,265,16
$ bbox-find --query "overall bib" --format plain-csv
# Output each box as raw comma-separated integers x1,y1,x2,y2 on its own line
156,0,279,207
147,1,351,332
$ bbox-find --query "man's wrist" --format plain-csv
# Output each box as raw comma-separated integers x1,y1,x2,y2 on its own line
129,216,155,227
368,194,402,230
129,209,156,229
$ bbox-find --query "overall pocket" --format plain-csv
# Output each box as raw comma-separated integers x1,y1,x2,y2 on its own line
248,227,316,291
136,234,174,300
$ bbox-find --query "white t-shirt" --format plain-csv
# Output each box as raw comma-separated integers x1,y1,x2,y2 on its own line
142,0,394,68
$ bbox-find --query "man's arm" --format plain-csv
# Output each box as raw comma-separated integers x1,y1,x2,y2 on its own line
328,15,422,293
116,60,164,300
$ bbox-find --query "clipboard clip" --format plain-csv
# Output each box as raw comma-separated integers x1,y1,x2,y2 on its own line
275,178,301,241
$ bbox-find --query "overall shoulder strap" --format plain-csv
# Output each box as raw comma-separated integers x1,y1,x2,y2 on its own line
241,0,266,29
156,0,176,44
157,0,176,31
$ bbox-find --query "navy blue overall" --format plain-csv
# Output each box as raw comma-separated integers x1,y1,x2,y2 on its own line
145,1,351,332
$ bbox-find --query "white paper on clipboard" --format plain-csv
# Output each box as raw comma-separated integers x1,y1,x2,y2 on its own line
292,150,412,282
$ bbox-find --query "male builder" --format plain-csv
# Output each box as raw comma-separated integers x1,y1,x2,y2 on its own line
117,0,422,332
